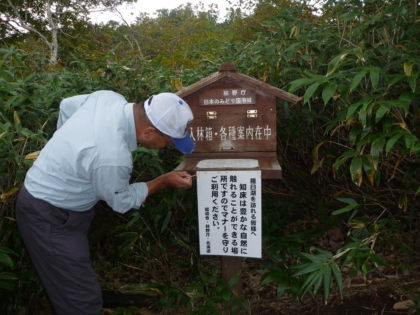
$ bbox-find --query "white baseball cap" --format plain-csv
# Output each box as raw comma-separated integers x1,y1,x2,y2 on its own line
144,93,195,154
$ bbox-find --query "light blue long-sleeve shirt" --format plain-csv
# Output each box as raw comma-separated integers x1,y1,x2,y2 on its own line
24,91,148,213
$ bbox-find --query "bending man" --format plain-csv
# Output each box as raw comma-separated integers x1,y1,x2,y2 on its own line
16,91,195,314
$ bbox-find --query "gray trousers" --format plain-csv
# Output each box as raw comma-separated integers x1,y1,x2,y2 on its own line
16,186,103,315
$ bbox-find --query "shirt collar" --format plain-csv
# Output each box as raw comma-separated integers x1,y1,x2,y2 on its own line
124,103,137,152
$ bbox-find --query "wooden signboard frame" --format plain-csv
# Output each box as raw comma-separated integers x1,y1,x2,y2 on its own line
174,62,301,307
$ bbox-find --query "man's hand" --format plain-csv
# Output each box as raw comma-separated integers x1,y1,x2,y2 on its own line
146,171,193,196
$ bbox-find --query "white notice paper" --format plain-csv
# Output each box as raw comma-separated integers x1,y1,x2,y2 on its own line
196,159,259,169
197,171,262,258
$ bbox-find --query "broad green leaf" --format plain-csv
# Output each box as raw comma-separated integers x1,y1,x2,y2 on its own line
310,247,333,259
323,265,332,303
399,92,415,116
363,100,375,115
361,154,375,186
339,150,357,158
371,253,389,268
404,133,416,149
5,95,19,109
342,247,359,267
339,11,358,21
298,252,325,263
349,124,362,146
261,270,286,285
313,269,325,296
369,67,379,90
0,279,18,292
410,143,420,154
292,262,325,276
327,53,348,77
350,69,368,92
387,74,405,87
0,247,18,256
335,197,358,205
346,102,363,119
0,253,13,267
332,150,357,177
371,138,385,168
160,211,172,232
350,156,363,186
289,77,326,93
386,133,403,154
332,156,351,178
376,102,391,123
404,62,413,76
277,276,288,299
358,107,367,127
301,268,324,298
407,71,419,92
331,203,358,215
331,262,343,298
304,82,320,104
322,82,337,105
228,269,241,289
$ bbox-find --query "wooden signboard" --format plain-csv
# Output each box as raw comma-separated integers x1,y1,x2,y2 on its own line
175,62,301,179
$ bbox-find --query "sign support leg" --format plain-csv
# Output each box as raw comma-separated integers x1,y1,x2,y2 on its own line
221,256,243,299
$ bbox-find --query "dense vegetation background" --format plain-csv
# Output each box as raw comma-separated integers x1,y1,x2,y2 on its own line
1,0,419,314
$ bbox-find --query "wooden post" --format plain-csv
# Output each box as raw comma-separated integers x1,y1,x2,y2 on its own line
221,256,242,298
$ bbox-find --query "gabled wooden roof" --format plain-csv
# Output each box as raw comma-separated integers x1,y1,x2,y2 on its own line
176,62,302,104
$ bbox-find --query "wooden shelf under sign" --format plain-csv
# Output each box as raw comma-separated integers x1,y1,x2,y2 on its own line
174,155,282,179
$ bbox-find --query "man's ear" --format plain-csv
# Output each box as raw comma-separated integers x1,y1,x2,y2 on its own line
143,126,157,139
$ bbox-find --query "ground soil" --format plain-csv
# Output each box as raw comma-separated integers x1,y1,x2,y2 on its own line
99,267,419,315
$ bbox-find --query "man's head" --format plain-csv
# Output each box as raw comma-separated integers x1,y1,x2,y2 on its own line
134,93,195,154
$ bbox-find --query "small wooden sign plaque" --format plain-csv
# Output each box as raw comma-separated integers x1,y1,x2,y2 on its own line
199,88,256,105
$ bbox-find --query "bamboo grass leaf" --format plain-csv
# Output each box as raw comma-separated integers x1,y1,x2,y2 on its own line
331,203,358,215
323,265,332,303
0,253,14,267
371,138,385,168
301,268,324,298
304,82,320,104
313,270,324,296
261,270,287,285
407,71,419,92
292,262,325,276
404,133,416,149
335,197,358,205
327,53,348,77
349,124,362,146
376,102,391,123
404,62,413,76
387,74,405,87
298,252,325,263
369,67,379,90
346,102,363,119
322,82,337,105
361,154,376,185
331,262,343,299
350,69,368,92
386,133,403,154
277,276,288,299
161,211,172,232
350,156,363,186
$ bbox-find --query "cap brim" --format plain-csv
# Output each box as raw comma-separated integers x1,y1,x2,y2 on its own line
171,133,195,154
